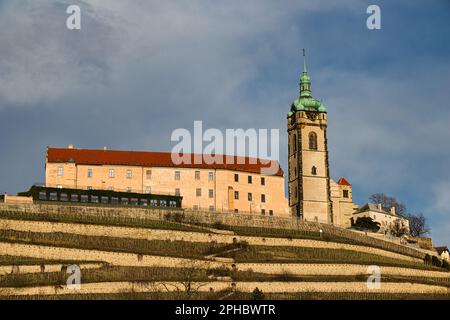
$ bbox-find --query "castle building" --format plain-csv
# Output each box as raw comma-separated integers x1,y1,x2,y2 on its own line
351,203,410,234
287,51,358,226
45,147,289,215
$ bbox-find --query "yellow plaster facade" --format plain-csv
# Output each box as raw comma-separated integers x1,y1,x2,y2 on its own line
45,155,289,216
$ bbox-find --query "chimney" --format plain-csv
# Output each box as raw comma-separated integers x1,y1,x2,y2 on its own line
376,203,382,211
390,207,396,215
67,144,74,149
103,146,107,151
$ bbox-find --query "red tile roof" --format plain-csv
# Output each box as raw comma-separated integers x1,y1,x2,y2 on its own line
337,177,352,186
47,148,284,176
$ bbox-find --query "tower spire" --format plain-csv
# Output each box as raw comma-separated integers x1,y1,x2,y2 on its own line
300,48,311,97
303,48,307,74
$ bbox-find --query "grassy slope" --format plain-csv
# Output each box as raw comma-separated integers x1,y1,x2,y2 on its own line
0,229,238,259
220,246,439,271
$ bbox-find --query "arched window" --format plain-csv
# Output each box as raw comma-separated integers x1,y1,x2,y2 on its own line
293,134,297,152
309,132,317,150
311,166,317,175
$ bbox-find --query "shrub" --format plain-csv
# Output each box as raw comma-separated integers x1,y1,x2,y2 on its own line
431,256,442,268
164,211,184,223
251,287,264,300
442,259,450,271
353,217,381,233
213,221,226,230
424,254,432,265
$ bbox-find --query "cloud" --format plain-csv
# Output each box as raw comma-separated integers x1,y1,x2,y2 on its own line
427,180,450,245
0,0,360,108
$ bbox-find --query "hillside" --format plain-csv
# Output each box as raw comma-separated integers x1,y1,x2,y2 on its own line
0,203,448,300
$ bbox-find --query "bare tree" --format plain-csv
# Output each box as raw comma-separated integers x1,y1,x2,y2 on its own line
406,213,430,237
369,193,406,215
388,219,409,237
159,260,212,299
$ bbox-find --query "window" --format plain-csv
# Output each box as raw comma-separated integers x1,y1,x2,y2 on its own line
234,209,239,213
121,198,129,205
311,166,317,175
160,200,167,207
309,132,318,150
261,177,265,186
87,168,93,178
38,192,47,200
175,171,180,180
131,198,138,205
208,189,214,198
208,172,214,181
293,134,297,152
140,199,148,206
91,196,99,203
108,169,115,178
248,176,252,184
269,210,273,216
196,188,202,197
261,209,266,215
81,195,89,203
150,199,158,207
126,169,133,179
60,193,68,202
71,194,79,202
101,196,109,204
169,200,177,207
111,197,119,205
145,186,151,194
261,194,266,203
234,174,239,182
343,190,349,198
248,193,252,201
234,191,239,200
49,192,58,201
57,166,63,176
209,205,215,211
195,171,200,180
146,170,152,180
175,188,180,196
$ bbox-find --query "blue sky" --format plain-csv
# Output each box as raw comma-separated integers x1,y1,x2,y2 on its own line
0,0,449,244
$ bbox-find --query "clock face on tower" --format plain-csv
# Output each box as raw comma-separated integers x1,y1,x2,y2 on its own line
306,111,318,121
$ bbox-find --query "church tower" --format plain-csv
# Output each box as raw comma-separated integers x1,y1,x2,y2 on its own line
287,50,332,223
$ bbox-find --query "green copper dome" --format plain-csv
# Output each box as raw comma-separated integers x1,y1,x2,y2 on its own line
287,49,326,117
291,97,326,112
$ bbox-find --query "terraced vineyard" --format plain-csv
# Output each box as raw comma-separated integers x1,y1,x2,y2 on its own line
0,205,448,300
